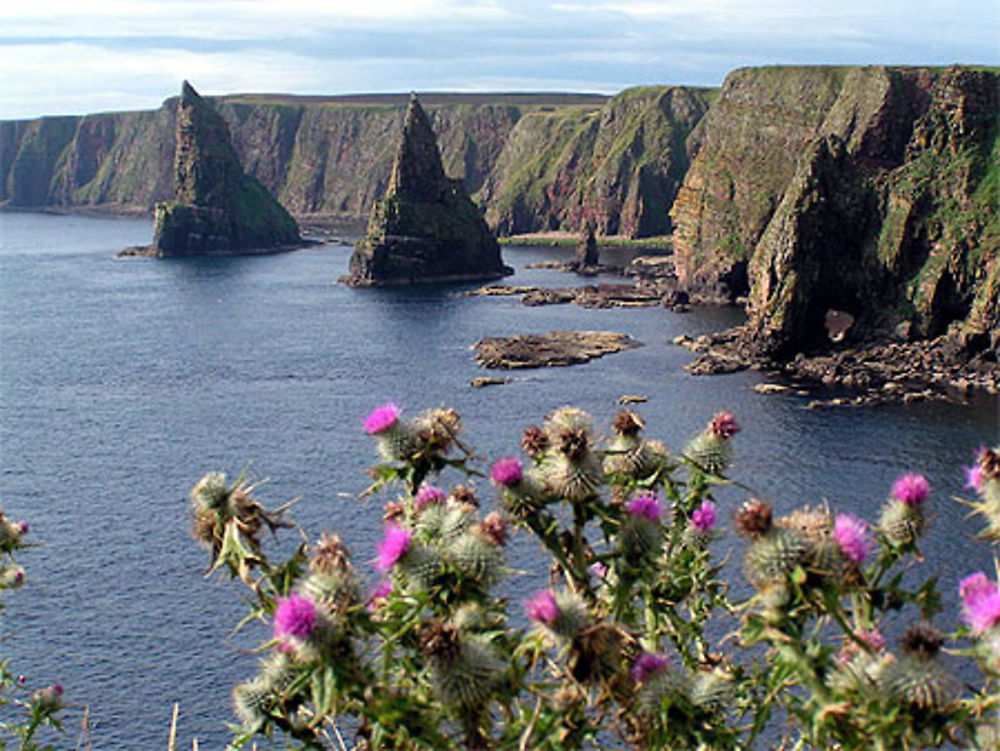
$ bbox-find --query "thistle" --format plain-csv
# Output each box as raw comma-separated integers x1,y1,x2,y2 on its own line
420,623,505,709
735,498,773,539
604,410,659,478
620,494,665,560
365,403,417,462
448,531,504,590
743,527,810,590
960,446,1000,542
879,625,959,714
232,677,272,731
684,411,739,475
526,589,589,643
878,477,929,549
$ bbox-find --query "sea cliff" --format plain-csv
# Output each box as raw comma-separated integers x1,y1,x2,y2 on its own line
3,66,996,369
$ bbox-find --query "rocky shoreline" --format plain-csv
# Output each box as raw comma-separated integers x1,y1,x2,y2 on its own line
676,325,999,408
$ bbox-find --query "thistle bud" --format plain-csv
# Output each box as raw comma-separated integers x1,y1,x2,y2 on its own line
232,677,271,730
735,498,773,539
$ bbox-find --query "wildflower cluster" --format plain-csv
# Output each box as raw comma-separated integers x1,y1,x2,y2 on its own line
0,508,65,751
190,408,1000,750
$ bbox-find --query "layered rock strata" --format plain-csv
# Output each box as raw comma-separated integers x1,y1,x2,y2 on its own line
672,65,999,360
343,95,510,285
150,82,301,255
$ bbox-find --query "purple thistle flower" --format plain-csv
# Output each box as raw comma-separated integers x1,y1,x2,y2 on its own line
834,513,872,564
364,403,401,435
709,411,740,439
960,571,1000,635
625,494,662,521
590,562,608,580
367,580,393,612
691,500,716,532
858,628,886,652
964,464,985,493
491,457,523,487
525,590,558,624
375,523,412,572
891,473,929,506
16,521,28,536
630,651,670,683
273,593,317,641
414,484,446,512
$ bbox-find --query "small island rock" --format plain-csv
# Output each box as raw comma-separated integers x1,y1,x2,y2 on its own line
474,330,639,369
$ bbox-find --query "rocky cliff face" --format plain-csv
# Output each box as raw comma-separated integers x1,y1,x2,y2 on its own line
0,94,606,228
151,82,301,255
483,86,711,237
343,95,509,285
1,90,706,239
673,65,999,355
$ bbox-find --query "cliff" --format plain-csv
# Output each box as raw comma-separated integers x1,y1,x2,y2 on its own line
672,65,999,355
151,82,301,255
1,90,709,239
482,86,712,237
343,95,509,285
0,93,609,228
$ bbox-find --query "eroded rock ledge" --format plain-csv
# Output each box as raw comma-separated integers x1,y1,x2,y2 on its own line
677,326,999,408
474,331,639,369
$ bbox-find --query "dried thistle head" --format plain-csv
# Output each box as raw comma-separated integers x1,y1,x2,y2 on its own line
736,498,773,538
309,533,351,575
778,505,832,545
901,623,944,658
419,621,461,659
383,501,406,522
475,512,508,547
612,410,644,437
978,446,1000,480
557,427,590,462
191,508,218,547
449,484,479,512
415,408,462,452
521,425,550,458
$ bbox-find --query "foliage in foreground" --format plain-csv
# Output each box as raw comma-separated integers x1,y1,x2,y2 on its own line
189,404,1000,750
0,511,64,751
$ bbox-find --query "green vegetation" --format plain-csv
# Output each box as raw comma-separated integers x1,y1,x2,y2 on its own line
184,404,1000,749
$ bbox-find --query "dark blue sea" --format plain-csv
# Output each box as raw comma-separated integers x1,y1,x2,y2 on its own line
1,211,997,749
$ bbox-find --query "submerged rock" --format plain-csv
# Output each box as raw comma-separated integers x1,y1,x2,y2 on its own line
474,330,639,369
343,94,511,286
144,82,302,256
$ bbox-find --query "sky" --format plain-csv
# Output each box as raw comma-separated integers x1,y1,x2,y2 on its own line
1,0,997,120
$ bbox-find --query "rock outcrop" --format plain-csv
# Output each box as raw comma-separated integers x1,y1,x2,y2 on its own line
342,95,510,285
474,330,639,368
672,65,999,357
149,82,301,256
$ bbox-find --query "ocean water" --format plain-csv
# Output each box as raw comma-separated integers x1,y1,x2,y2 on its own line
0,211,997,749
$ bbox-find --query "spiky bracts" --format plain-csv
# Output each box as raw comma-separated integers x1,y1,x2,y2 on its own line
961,446,1000,542
878,625,959,715
684,411,739,476
877,472,930,549
418,621,506,710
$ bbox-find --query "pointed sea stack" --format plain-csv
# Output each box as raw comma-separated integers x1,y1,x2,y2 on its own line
149,82,301,256
343,94,511,285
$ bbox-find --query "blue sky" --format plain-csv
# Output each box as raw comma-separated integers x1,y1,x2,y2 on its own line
1,0,997,119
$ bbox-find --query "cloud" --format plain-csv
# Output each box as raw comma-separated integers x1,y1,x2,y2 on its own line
0,0,996,119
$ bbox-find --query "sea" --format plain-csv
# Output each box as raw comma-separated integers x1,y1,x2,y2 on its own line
1,211,997,750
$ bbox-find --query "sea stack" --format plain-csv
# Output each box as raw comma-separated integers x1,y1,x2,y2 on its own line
149,81,301,256
343,94,511,285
